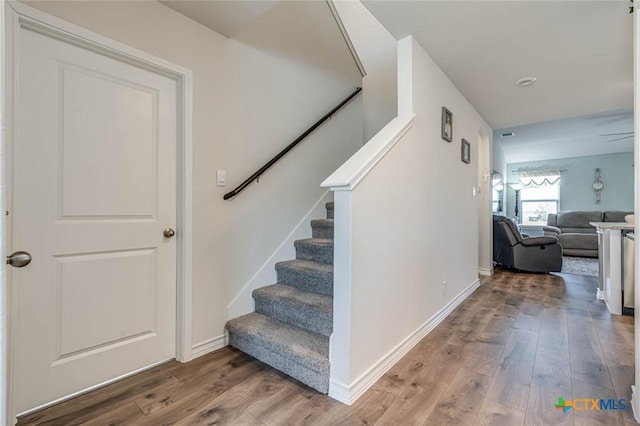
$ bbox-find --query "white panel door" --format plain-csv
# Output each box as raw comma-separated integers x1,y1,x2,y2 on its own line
12,24,177,414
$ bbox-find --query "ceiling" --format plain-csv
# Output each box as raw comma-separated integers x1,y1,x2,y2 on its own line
161,0,634,161
362,0,633,130
160,0,279,38
495,108,633,164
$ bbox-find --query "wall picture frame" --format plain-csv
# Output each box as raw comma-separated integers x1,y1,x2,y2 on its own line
441,106,453,142
461,139,470,164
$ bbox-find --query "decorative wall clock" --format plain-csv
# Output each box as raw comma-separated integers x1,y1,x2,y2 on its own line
593,168,604,204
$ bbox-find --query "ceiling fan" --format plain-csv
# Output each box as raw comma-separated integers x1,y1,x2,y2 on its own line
600,132,634,142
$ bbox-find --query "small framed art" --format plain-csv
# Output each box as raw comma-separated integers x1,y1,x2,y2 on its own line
441,107,452,142
461,139,470,164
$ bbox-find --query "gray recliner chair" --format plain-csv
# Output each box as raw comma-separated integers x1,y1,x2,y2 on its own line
493,215,563,273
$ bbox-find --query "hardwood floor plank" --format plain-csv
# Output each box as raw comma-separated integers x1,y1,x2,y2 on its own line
437,367,492,415
373,381,447,425
477,316,516,345
526,306,571,426
514,312,542,333
571,378,626,425
172,372,291,425
78,402,145,426
167,347,245,382
246,372,315,423
593,319,634,347
475,398,525,426
458,340,505,377
537,308,569,353
133,349,255,416
261,393,345,426
485,329,538,411
135,356,268,425
525,374,573,426
600,341,634,394
569,340,615,390
317,387,396,425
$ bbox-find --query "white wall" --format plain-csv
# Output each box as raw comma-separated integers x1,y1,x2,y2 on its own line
22,0,362,352
324,36,491,403
332,0,397,142
493,141,506,178
505,152,634,218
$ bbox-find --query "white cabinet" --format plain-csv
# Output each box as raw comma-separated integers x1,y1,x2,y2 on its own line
590,222,634,315
624,232,635,312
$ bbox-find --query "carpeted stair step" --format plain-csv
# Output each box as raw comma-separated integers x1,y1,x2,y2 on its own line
226,313,329,393
295,238,333,264
275,259,333,296
253,284,333,337
326,202,334,220
311,219,334,239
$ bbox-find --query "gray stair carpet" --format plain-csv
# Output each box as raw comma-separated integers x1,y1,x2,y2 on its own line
226,201,334,393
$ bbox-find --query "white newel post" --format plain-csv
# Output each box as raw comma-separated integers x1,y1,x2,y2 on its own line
327,189,354,403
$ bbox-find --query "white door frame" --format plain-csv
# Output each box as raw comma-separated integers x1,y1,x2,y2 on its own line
2,2,193,423
633,5,640,422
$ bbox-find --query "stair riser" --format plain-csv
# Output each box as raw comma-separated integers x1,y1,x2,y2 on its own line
295,244,333,264
228,333,329,393
275,264,333,296
254,297,332,337
312,227,333,239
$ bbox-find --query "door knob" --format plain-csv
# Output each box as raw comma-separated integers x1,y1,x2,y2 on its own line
163,228,176,238
7,251,32,268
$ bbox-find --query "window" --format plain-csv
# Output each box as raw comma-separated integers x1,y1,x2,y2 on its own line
519,175,560,226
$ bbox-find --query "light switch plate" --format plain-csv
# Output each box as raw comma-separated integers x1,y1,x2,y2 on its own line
216,170,227,187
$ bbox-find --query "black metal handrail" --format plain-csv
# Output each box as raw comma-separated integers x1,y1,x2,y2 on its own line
223,87,362,200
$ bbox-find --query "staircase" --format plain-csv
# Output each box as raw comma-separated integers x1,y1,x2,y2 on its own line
226,202,334,393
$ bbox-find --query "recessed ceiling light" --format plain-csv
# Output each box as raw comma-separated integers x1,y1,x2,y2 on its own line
500,132,515,137
515,76,537,87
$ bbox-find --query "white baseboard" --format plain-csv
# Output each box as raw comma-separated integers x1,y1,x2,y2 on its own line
191,335,226,359
226,191,333,321
478,267,493,276
329,279,481,405
597,288,605,300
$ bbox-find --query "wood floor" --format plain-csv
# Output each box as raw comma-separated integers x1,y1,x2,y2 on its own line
17,269,635,425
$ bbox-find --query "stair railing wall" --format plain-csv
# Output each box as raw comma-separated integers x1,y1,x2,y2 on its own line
321,114,416,404
322,36,492,406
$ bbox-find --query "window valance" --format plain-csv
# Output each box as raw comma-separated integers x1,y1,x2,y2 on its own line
518,169,561,187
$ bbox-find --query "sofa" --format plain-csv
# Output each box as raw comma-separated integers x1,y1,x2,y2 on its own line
493,215,563,273
542,211,632,258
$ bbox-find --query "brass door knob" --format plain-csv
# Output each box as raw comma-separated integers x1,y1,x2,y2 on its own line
163,228,176,238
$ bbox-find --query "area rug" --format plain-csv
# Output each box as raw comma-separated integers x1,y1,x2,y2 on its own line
561,256,599,277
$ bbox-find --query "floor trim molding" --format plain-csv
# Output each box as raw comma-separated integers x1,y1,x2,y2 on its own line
191,335,226,359
329,279,480,405
478,267,493,276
